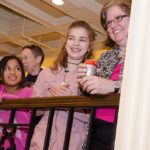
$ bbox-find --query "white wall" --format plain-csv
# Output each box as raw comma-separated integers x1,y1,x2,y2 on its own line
115,0,150,149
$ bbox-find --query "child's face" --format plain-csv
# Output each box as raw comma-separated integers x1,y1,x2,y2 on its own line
3,59,22,87
65,27,90,62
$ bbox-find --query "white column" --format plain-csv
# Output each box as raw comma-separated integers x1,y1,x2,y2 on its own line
115,0,150,150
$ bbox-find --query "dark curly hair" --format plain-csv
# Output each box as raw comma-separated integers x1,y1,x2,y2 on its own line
0,55,25,88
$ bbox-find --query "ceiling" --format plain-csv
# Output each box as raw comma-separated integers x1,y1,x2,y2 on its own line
0,0,108,58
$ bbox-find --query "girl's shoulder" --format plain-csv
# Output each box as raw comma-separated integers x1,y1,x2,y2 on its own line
36,68,52,81
0,84,32,99
0,84,5,94
17,87,32,98
39,67,62,77
101,48,115,57
22,86,32,92
0,83,4,87
39,68,54,76
21,87,33,97
97,48,119,62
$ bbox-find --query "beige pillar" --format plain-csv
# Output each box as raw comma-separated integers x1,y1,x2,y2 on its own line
115,0,150,150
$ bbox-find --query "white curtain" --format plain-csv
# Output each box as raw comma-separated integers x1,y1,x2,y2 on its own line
115,0,150,149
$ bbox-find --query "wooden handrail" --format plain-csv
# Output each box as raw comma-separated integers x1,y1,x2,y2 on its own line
0,94,120,109
0,94,120,149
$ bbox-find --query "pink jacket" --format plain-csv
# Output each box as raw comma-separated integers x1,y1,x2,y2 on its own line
0,84,32,150
32,68,78,97
30,68,89,150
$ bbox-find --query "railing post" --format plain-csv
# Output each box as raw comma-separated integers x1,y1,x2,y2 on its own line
111,106,119,150
63,108,74,150
43,108,55,150
25,109,36,150
0,95,120,149
84,108,96,150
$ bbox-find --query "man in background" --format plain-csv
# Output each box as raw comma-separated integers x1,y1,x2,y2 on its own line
21,44,45,127
21,44,45,87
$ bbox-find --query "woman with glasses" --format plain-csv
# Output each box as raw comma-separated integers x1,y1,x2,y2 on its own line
77,0,131,149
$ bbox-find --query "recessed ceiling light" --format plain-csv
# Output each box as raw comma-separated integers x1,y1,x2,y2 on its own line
52,0,64,5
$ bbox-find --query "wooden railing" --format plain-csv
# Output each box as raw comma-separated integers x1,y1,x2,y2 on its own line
0,94,120,150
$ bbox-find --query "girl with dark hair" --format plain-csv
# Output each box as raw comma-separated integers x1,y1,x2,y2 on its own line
0,55,32,149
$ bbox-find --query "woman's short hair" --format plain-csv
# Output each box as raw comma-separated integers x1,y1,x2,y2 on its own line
100,0,131,47
22,44,45,65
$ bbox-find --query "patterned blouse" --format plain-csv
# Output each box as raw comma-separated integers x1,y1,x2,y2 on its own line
95,46,124,123
96,46,124,80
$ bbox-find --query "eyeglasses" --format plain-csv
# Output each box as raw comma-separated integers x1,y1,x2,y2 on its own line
105,15,128,28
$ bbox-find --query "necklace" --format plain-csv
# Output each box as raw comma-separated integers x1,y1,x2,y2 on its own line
64,68,69,73
67,62,80,65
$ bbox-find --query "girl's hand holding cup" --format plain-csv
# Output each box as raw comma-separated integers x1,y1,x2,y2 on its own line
77,59,97,84
84,59,97,76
